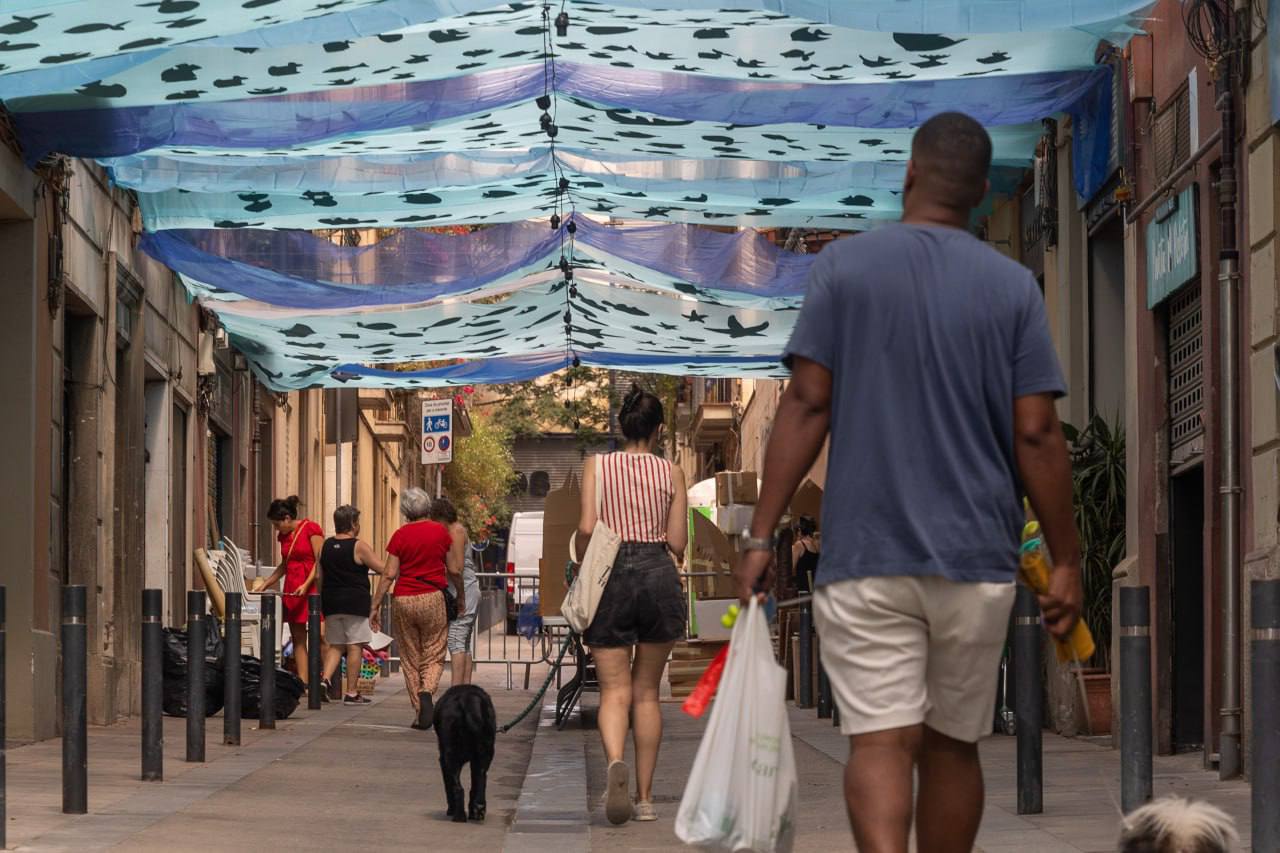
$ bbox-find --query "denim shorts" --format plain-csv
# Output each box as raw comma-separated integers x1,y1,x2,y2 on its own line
583,542,687,648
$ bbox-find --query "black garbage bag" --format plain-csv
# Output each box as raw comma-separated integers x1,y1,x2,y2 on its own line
162,625,225,717
238,656,305,720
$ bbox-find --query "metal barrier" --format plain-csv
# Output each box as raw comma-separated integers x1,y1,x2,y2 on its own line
469,573,573,690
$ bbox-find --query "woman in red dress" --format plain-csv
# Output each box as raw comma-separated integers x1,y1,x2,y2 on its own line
254,495,327,691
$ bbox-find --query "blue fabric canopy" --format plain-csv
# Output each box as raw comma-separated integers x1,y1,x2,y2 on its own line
0,0,1139,390
142,217,825,309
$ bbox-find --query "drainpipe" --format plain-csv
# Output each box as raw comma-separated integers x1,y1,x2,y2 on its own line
250,386,262,565
1216,64,1242,781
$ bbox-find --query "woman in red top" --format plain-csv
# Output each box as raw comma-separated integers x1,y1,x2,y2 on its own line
254,496,327,691
372,487,462,729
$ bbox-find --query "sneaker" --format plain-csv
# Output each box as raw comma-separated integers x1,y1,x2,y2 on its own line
319,679,332,703
343,693,371,705
632,801,657,822
605,760,633,825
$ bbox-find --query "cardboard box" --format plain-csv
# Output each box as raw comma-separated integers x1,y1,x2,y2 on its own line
716,471,759,506
715,504,754,537
539,471,581,617
692,598,735,641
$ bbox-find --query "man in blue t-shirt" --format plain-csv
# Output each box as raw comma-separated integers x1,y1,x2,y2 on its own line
737,112,1082,853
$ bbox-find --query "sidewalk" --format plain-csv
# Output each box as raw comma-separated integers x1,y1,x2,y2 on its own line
3,668,540,851
569,700,1252,852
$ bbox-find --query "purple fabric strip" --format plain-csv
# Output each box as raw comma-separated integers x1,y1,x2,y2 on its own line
14,63,1106,163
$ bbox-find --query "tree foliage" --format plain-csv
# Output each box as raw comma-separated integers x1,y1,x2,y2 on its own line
442,411,516,541
485,366,614,446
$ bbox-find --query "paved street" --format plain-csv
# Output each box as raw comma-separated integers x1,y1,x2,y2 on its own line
1,663,1252,851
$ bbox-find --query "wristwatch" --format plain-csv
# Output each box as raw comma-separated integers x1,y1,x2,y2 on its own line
739,530,776,552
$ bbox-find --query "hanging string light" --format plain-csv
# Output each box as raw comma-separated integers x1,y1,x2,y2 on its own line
535,0,580,381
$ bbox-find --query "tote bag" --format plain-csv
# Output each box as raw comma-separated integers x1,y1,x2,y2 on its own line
562,455,621,633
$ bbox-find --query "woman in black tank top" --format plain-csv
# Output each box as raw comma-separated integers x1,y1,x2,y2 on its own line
792,515,820,593
318,506,390,703
321,537,370,617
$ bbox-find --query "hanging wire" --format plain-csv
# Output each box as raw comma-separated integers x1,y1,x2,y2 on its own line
1182,0,1232,65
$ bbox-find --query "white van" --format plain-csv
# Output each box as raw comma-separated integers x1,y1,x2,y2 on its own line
505,511,543,632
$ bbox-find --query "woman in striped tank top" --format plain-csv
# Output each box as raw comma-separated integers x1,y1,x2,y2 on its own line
576,384,688,825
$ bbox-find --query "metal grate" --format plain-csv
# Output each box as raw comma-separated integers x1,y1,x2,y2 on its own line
1153,85,1192,183
1167,282,1204,462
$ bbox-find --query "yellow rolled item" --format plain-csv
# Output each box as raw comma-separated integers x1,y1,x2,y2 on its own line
1018,537,1096,663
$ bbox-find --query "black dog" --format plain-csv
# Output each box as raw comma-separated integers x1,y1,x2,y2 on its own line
433,685,497,823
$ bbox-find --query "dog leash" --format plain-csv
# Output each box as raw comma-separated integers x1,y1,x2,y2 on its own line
497,633,575,734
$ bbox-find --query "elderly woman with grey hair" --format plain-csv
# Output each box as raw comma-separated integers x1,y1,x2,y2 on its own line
371,487,461,729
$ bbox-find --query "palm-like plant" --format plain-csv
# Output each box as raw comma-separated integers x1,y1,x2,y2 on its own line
1061,414,1125,672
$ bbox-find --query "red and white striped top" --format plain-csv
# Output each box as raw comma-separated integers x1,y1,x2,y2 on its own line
597,452,674,544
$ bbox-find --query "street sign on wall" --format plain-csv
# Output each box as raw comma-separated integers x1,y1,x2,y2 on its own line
421,399,453,465
1145,184,1198,309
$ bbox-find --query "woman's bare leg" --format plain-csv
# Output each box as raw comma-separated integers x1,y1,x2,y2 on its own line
289,623,309,685
631,642,674,802
593,647,634,764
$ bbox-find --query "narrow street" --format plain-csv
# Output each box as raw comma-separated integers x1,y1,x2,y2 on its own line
1,664,1252,852
3,1,1280,850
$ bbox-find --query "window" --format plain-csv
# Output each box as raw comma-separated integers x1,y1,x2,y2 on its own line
529,471,550,498
1153,83,1193,183
510,471,528,496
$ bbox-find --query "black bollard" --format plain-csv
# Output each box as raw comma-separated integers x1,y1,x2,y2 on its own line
141,589,163,781
260,594,276,730
224,593,242,746
186,590,206,763
1013,584,1042,815
1,586,7,848
307,594,322,710
797,602,813,709
816,658,832,719
61,585,87,814
1120,586,1152,813
1252,580,1280,851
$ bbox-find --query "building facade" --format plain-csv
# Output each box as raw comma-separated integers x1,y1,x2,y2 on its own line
0,139,427,742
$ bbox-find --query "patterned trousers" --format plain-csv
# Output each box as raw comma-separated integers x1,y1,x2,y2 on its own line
392,591,448,710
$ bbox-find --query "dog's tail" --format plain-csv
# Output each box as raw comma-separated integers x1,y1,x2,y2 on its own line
1118,797,1238,853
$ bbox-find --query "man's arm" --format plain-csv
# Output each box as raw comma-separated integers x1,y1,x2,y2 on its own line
734,356,833,601
1014,393,1082,640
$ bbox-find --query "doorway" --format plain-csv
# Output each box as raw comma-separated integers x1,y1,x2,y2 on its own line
1169,464,1205,752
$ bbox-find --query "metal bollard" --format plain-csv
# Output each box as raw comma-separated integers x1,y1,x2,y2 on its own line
1252,580,1280,851
186,590,206,763
307,594,322,710
797,602,813,709
61,585,88,814
1119,586,1153,812
1,586,7,848
817,658,832,719
1012,584,1042,815
260,594,276,730
141,589,163,781
224,593,242,746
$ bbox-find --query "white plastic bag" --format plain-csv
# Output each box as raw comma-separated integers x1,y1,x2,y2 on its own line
676,598,797,853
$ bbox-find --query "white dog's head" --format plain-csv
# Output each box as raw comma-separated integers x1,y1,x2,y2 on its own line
1117,797,1238,853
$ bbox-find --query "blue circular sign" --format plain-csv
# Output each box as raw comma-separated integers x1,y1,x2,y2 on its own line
438,436,451,452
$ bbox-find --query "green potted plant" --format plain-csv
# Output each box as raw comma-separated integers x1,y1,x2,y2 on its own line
1062,414,1124,736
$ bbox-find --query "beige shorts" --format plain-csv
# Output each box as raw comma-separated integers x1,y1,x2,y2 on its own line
814,575,1015,744
324,613,373,646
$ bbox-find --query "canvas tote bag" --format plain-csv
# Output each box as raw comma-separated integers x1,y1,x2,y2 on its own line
562,454,621,633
